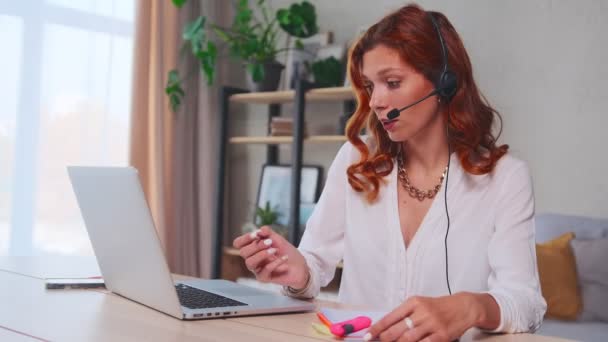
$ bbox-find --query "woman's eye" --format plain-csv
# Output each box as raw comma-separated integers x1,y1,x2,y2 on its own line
387,80,400,88
363,84,373,93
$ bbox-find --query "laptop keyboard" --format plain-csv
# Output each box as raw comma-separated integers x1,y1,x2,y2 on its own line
175,284,248,309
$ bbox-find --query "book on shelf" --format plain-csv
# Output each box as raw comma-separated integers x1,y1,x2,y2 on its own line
269,117,308,137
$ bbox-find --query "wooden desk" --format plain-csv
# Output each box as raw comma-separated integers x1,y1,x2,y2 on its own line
0,257,570,342
230,307,570,342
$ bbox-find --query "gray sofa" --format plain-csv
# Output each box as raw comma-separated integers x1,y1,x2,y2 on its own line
534,213,608,342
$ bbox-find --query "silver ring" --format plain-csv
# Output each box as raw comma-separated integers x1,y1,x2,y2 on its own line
404,317,414,330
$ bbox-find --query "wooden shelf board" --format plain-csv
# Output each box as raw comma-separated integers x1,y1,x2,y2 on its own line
229,135,347,145
229,86,355,104
223,247,343,269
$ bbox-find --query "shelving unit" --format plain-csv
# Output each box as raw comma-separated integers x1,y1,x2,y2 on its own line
212,82,355,279
229,86,355,104
229,135,348,144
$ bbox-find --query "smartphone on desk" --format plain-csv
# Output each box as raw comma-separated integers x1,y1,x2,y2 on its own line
45,278,105,290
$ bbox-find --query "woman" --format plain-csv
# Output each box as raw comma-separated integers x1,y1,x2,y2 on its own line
233,4,546,341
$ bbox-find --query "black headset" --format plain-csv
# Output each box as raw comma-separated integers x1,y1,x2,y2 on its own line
428,12,457,102
386,12,458,119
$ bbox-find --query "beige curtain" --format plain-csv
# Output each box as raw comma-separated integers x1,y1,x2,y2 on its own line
129,1,224,277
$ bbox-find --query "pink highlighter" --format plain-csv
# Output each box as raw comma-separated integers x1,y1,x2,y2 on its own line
329,316,372,337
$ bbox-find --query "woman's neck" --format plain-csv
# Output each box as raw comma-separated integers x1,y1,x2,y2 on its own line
401,113,450,175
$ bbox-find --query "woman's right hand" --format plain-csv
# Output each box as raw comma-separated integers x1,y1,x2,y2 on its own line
232,225,309,289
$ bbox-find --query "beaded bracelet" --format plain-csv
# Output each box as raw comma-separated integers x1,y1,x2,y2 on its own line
285,270,312,295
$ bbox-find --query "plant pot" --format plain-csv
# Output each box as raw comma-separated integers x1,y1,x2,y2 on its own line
246,60,285,92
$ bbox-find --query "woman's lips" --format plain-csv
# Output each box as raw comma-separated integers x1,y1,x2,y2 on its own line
383,119,398,131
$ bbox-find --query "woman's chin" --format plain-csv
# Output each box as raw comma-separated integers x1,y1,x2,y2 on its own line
386,130,408,142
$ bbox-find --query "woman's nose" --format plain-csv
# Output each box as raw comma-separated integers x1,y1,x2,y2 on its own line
369,89,388,113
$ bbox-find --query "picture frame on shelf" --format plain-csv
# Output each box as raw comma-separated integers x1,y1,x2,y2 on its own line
254,164,322,227
282,32,333,90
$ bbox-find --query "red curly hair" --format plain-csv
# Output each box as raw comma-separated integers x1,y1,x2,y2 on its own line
346,4,508,203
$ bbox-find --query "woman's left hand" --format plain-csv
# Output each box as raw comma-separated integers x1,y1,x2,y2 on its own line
365,293,480,342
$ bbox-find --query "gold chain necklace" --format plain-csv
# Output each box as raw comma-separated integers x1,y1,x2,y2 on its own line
397,154,448,201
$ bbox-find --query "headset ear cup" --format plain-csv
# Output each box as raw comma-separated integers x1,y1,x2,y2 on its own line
438,70,458,101
439,71,458,100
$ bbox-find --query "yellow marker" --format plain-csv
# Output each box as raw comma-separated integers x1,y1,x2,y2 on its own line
311,322,332,336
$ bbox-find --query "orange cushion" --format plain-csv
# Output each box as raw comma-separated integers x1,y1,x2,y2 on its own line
536,232,582,320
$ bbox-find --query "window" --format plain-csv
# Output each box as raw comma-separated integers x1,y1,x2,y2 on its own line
0,0,135,256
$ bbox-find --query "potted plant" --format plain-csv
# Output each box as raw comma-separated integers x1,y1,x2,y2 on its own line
166,0,319,112
256,201,289,238
311,56,344,88
241,201,288,238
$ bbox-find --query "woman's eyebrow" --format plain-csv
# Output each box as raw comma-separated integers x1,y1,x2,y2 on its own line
361,67,403,80
377,67,402,76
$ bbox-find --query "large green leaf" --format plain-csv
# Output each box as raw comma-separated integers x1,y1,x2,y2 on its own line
247,62,265,82
182,16,218,85
276,1,318,38
172,0,187,8
200,41,217,85
234,0,253,30
207,40,217,60
165,69,185,113
183,16,205,41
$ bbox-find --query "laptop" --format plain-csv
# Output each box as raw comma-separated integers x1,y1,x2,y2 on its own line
67,166,315,320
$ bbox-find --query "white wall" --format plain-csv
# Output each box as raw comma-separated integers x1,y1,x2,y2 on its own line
225,0,608,237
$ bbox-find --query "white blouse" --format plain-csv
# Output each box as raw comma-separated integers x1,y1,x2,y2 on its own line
288,141,547,334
